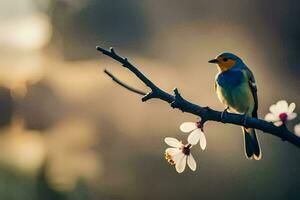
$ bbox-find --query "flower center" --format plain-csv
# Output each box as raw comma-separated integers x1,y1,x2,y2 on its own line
196,121,201,129
279,112,288,121
181,144,191,155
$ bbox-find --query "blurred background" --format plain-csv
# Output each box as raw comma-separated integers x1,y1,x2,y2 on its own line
0,0,299,199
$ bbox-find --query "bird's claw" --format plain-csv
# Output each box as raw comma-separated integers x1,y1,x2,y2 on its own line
242,114,248,128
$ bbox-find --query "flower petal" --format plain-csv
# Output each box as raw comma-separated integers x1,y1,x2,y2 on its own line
187,129,202,145
187,154,196,171
165,148,180,155
269,104,279,115
288,113,297,120
288,103,296,114
265,113,278,122
180,122,197,133
172,152,184,163
164,137,182,148
294,124,300,137
199,132,207,150
274,121,283,127
175,155,187,173
276,100,288,113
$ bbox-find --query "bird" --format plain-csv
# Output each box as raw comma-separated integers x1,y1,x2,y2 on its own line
209,52,261,160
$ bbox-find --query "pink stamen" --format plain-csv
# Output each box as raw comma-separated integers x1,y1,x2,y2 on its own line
279,113,288,121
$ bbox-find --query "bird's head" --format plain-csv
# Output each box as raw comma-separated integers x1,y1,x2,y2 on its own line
209,52,243,72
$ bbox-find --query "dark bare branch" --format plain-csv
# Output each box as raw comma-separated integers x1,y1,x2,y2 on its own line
97,46,300,149
104,69,146,96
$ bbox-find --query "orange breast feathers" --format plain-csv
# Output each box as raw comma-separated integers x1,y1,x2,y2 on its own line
217,59,236,72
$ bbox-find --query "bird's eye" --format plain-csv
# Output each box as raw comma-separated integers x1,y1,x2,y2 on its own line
223,58,228,62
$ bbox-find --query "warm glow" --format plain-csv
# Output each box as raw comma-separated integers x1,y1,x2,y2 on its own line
0,119,46,174
0,13,52,51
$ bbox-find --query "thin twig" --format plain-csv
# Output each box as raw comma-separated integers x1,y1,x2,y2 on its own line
97,46,300,149
104,69,146,96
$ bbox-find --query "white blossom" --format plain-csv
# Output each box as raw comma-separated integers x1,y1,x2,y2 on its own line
265,100,297,126
294,123,300,137
164,137,196,173
180,122,207,150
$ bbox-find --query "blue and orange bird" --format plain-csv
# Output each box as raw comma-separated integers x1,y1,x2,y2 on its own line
209,53,261,160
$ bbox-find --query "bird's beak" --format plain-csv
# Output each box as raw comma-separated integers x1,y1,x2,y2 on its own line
208,59,219,63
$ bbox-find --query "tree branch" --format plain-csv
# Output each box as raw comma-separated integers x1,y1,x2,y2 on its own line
104,69,146,96
96,46,300,149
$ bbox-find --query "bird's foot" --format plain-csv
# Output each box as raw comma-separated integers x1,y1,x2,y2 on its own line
220,107,229,123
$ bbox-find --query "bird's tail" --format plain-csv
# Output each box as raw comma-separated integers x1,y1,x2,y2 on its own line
243,128,262,160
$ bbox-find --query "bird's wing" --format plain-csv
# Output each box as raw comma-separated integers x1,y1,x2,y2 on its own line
244,67,258,118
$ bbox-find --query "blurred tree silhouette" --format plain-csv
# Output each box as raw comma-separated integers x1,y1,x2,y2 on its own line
0,169,36,200
0,87,14,128
18,81,64,131
50,0,149,60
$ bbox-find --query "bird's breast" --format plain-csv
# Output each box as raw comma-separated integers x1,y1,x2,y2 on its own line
216,70,244,89
215,69,254,114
